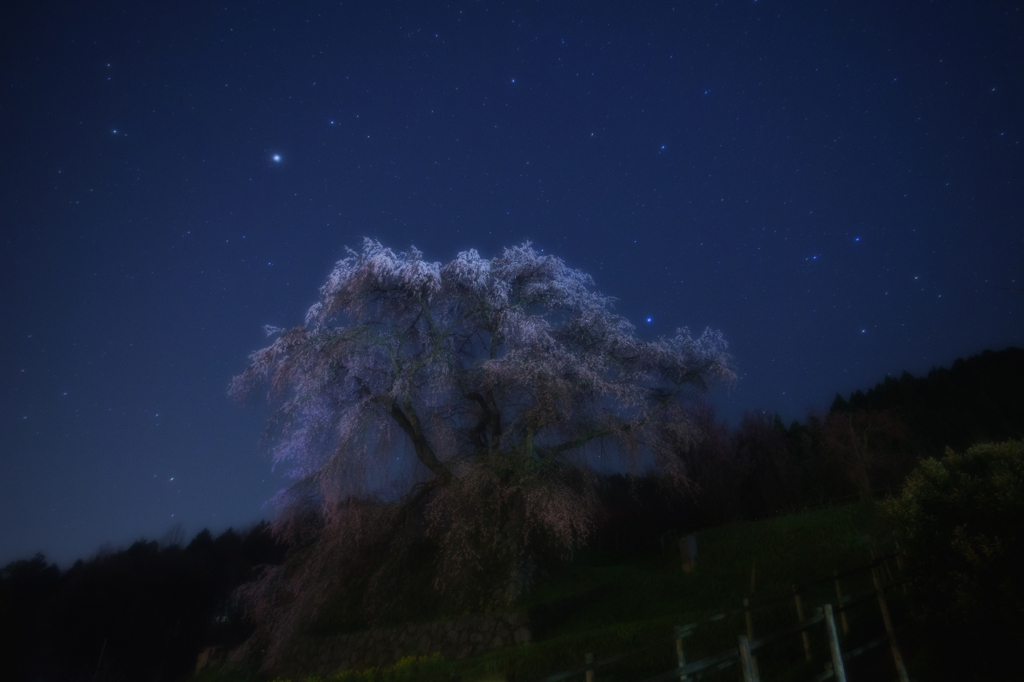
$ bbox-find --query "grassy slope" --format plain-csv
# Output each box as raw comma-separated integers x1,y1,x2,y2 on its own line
197,501,922,682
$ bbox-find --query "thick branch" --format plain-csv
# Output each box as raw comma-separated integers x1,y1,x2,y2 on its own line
390,477,442,535
466,392,491,450
466,390,502,453
390,398,453,484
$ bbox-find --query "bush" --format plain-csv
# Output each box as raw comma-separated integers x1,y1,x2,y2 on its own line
881,439,1024,676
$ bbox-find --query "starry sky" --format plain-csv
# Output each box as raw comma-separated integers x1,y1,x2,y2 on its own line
2,1,1021,568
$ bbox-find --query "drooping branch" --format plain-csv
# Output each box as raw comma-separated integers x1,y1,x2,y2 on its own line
390,476,443,535
466,392,492,451
466,390,503,454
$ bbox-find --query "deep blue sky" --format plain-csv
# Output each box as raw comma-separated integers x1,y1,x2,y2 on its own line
2,0,1021,568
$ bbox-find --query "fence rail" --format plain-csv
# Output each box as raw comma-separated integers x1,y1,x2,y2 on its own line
637,606,833,682
523,547,910,682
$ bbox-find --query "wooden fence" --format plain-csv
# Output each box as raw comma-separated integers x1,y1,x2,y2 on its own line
524,548,910,682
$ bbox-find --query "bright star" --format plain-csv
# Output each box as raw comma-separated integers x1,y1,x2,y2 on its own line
272,154,281,162
646,317,653,323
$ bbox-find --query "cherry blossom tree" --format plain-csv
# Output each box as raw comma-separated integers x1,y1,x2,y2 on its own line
230,239,733,661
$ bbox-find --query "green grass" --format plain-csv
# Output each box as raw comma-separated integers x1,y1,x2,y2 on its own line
195,501,916,682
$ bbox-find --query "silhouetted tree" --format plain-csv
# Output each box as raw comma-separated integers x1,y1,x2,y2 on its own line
0,554,60,681
786,411,852,507
660,401,734,526
836,348,1024,456
731,410,800,518
821,409,911,502
0,523,285,682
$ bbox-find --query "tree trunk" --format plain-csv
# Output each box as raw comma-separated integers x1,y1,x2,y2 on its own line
498,487,534,604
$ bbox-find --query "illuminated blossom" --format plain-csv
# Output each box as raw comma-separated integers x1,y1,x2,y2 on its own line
230,239,733,665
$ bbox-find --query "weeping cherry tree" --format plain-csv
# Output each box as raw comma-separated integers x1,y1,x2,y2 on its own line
229,239,733,662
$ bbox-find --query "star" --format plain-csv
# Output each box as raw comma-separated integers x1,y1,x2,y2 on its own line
272,154,281,162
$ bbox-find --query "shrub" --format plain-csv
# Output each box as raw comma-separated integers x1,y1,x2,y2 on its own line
880,439,1024,675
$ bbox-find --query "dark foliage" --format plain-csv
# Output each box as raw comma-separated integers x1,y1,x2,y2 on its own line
832,347,1024,455
880,440,1024,680
667,347,1024,525
588,473,696,556
0,523,286,682
588,407,895,546
0,555,60,679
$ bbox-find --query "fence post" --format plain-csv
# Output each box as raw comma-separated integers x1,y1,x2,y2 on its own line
679,535,695,573
872,562,910,682
742,598,760,680
673,626,688,682
738,635,759,682
94,637,107,681
792,585,812,661
823,604,848,682
869,544,895,585
832,569,850,635
585,653,594,682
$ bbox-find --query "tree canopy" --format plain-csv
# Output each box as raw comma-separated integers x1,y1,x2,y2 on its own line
230,240,733,658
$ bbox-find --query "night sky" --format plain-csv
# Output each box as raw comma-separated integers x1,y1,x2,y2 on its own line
2,1,1021,568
